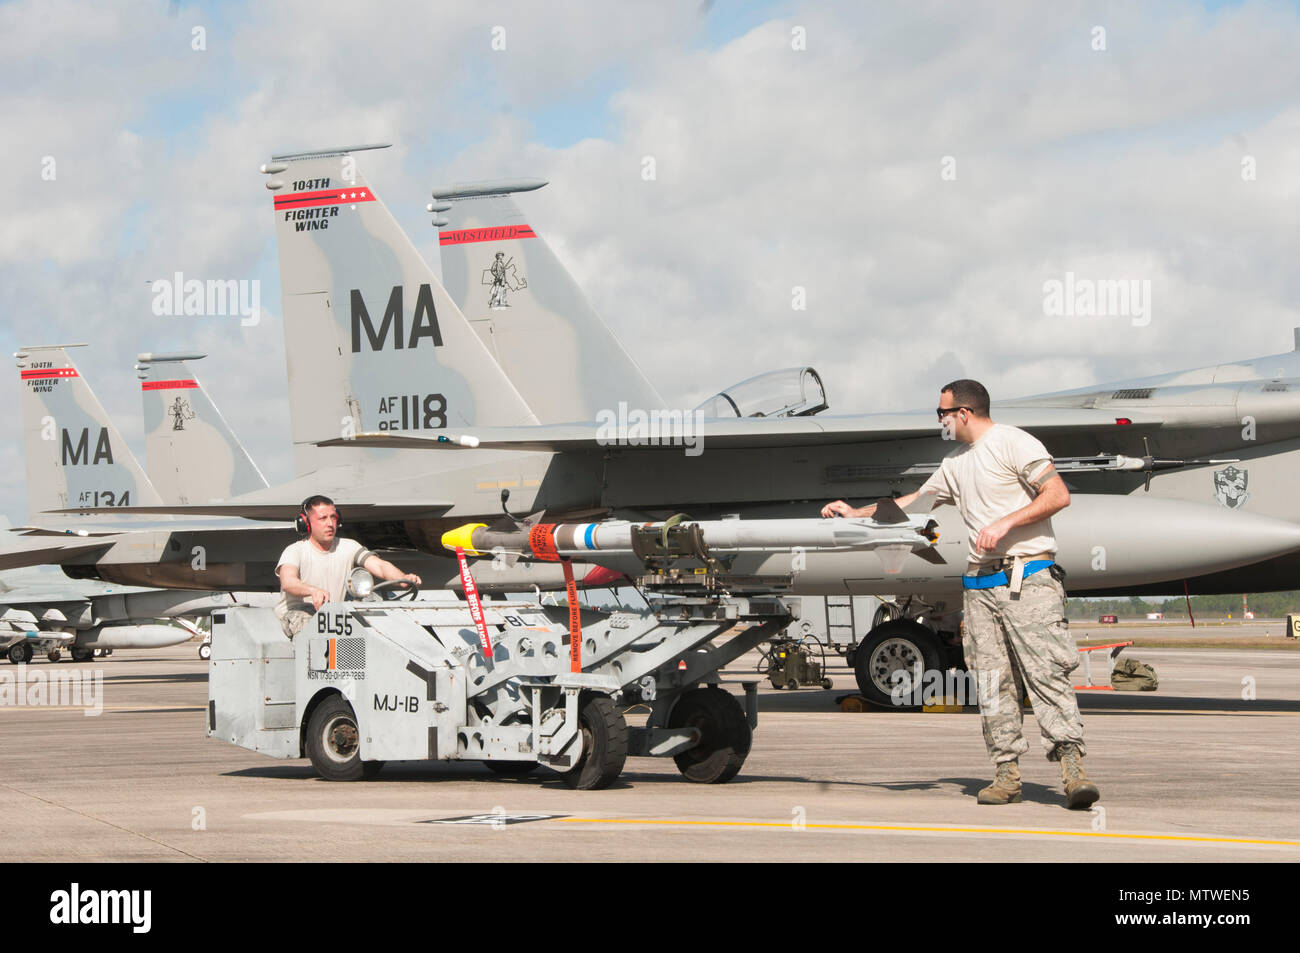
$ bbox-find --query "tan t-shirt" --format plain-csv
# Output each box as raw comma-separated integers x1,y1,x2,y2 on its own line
275,538,374,618
918,423,1057,568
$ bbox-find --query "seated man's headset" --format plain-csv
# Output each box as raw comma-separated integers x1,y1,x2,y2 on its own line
296,496,342,536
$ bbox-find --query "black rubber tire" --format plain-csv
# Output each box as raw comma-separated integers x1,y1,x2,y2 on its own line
668,686,752,784
70,647,93,663
46,650,60,662
305,695,384,781
198,643,211,661
483,760,539,778
560,694,627,790
853,620,944,709
786,679,799,691
9,643,33,664
821,678,833,691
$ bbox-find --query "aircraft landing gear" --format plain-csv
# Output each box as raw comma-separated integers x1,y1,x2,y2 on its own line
853,620,944,708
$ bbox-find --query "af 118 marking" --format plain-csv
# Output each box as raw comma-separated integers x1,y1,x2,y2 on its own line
375,394,446,430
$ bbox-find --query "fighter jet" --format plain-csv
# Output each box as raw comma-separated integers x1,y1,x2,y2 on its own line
17,145,1300,704
998,348,1300,594
10,341,582,595
48,145,1296,592
0,557,274,664
428,169,1300,603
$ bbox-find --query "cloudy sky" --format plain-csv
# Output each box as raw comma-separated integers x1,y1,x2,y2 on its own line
3,0,1298,522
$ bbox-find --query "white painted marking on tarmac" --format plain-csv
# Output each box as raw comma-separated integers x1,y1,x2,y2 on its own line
245,808,564,827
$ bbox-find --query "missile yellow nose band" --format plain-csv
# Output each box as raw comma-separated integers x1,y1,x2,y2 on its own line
441,523,487,555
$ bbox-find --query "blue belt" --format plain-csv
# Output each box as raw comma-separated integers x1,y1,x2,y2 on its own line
962,560,1054,590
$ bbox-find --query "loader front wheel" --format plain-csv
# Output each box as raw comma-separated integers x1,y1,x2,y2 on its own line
306,695,383,782
560,694,627,790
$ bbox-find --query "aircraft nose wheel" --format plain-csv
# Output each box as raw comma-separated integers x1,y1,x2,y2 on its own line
668,686,752,784
306,695,384,781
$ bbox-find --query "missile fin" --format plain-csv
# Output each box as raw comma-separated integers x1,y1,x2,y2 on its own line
877,544,910,574
873,498,909,525
913,546,947,565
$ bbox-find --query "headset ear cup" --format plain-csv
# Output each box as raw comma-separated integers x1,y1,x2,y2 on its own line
296,513,308,535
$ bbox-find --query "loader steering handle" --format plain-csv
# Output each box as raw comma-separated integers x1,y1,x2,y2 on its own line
371,579,419,601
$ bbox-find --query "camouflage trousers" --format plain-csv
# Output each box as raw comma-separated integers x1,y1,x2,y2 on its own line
281,609,312,641
962,570,1086,763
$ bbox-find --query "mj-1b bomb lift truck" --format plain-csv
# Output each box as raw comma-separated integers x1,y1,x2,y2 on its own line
207,571,793,789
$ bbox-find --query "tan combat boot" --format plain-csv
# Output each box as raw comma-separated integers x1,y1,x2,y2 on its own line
977,761,1022,804
1059,743,1100,810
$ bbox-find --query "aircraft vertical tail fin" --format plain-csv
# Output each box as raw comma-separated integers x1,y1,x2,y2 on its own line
263,144,537,476
15,345,163,521
434,181,665,422
135,352,269,504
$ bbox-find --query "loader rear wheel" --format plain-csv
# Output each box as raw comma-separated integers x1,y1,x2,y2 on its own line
9,643,33,664
71,648,93,663
47,650,61,662
306,695,384,782
669,686,751,784
560,694,627,790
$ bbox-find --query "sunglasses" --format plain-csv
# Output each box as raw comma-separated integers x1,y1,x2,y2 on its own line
935,406,971,419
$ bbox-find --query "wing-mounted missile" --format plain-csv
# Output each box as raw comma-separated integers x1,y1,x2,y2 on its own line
440,513,941,577
1054,436,1241,491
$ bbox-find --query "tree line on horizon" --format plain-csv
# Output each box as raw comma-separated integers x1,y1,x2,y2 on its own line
1066,591,1300,620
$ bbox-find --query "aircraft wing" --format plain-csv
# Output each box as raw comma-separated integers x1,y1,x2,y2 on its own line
316,408,1164,453
0,536,115,572
0,589,94,607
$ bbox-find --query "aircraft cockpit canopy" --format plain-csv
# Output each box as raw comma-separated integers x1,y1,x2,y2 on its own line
694,367,828,418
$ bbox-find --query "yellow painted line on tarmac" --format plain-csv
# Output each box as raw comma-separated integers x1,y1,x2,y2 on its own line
558,817,1300,847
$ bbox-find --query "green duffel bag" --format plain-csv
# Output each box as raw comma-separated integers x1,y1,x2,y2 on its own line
1111,656,1158,691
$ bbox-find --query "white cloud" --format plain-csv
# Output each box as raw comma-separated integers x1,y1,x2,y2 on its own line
2,0,1299,524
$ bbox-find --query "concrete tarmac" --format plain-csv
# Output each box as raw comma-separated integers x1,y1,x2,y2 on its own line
0,641,1296,862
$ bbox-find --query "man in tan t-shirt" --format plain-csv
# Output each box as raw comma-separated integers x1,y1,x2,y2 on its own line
823,380,1099,810
276,495,423,639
